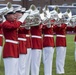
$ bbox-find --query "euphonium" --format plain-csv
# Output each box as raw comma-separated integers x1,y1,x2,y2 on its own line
0,2,12,15
50,10,58,20
25,4,41,27
70,15,76,27
49,7,61,25
40,5,51,25
61,9,72,25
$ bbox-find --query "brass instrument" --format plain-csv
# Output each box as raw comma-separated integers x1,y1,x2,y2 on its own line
70,15,76,27
14,6,22,12
54,8,72,26
0,2,12,22
49,7,61,25
40,5,51,25
0,2,12,15
61,9,72,25
50,10,59,20
25,4,41,27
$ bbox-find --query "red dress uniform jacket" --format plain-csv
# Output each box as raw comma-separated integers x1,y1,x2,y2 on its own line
0,23,3,46
42,26,54,47
66,26,74,32
74,35,76,42
2,20,22,58
74,26,76,42
30,24,43,49
18,27,29,54
54,24,67,47
26,30,31,48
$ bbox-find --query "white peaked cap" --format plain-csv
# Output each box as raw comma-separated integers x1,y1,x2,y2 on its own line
14,6,22,12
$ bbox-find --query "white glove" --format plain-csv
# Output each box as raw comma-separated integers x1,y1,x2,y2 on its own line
3,15,6,22
18,13,29,23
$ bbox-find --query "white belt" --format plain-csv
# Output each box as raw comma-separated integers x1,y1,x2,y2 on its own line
6,39,19,44
31,35,42,38
0,34,3,37
26,35,30,37
56,35,66,37
44,35,53,37
18,38,26,41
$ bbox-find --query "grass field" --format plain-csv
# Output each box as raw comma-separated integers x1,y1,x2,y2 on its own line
0,34,76,75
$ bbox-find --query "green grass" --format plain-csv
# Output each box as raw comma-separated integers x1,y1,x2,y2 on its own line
0,60,4,75
0,34,76,75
